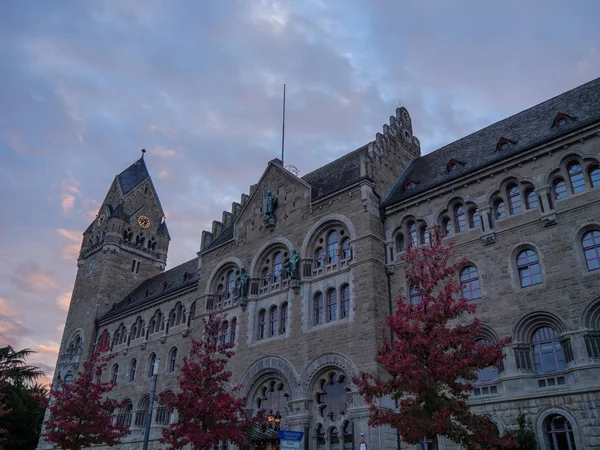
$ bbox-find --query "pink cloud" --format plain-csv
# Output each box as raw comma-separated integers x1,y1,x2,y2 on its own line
150,146,178,158
60,174,81,213
158,170,171,180
56,291,72,311
148,124,179,139
56,228,81,260
2,132,28,156
33,344,60,355
11,262,60,295
0,297,27,347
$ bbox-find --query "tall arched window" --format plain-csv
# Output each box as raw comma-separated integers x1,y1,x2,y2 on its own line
327,289,337,322
119,401,133,428
330,428,340,450
317,373,348,421
129,359,137,382
112,364,119,384
475,340,498,383
409,284,421,306
269,307,278,337
545,415,577,450
408,221,418,243
419,226,430,246
316,425,326,450
230,318,237,344
495,199,506,219
343,421,353,449
220,321,228,346
507,185,522,214
148,354,157,378
524,188,539,209
261,267,270,286
517,249,542,287
226,270,235,298
568,162,586,194
532,327,565,374
135,396,150,427
327,231,339,264
454,205,467,232
468,208,481,230
583,230,600,271
341,238,352,259
554,179,568,200
442,217,452,236
340,285,350,319
589,166,600,188
314,247,325,268
280,303,288,334
272,252,283,282
258,310,266,340
169,348,177,373
460,266,481,300
314,293,324,325
396,234,405,253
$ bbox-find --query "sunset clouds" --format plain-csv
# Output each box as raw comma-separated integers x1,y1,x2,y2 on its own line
1,0,599,381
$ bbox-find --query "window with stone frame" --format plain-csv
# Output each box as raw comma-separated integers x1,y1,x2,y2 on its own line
454,204,467,232
326,289,338,322
468,208,481,229
532,327,565,374
118,400,133,428
209,266,240,310
314,247,325,268
112,364,119,384
568,162,587,194
255,379,289,421
342,421,353,449
407,221,418,244
148,310,164,336
589,165,600,188
340,285,350,319
309,223,353,274
129,359,137,382
460,266,481,301
258,309,266,340
220,321,228,346
168,302,186,329
419,225,430,246
524,188,539,209
148,353,157,378
553,178,568,200
168,347,178,373
582,230,600,272
155,393,172,426
315,372,349,421
134,395,150,428
494,199,506,219
409,283,421,305
396,233,405,253
279,303,288,335
330,427,340,450
113,323,126,347
327,230,340,264
256,247,291,293
269,306,278,337
441,217,452,236
314,292,324,325
316,424,326,450
507,184,522,214
544,415,577,450
230,318,237,344
341,238,352,260
475,339,498,384
517,249,543,287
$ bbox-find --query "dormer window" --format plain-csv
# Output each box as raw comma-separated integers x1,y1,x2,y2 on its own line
404,180,417,191
496,137,515,153
447,159,461,173
552,112,573,129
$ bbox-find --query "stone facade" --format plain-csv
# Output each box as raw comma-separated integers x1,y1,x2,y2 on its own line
42,78,600,450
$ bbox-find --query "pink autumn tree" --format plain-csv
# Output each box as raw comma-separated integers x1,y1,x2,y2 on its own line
44,346,129,450
356,232,515,450
160,312,265,449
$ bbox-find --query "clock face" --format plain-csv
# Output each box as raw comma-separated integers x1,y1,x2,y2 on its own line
138,215,151,229
97,214,106,227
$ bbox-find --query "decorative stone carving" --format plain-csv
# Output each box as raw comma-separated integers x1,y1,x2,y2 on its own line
541,212,558,227
481,231,496,246
262,185,277,230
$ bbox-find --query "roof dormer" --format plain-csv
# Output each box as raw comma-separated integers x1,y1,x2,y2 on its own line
404,180,417,191
496,137,516,153
446,159,462,173
552,112,574,129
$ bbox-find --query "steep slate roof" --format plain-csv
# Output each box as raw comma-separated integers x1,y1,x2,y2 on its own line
99,257,199,321
200,224,234,254
117,157,150,195
301,146,367,200
157,220,170,238
382,76,600,207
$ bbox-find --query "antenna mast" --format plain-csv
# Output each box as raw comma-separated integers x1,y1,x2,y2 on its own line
281,84,286,165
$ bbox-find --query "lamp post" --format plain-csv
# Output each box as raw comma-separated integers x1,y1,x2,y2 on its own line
142,357,159,450
267,410,282,431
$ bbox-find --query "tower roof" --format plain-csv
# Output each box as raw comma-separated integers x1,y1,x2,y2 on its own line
117,157,150,195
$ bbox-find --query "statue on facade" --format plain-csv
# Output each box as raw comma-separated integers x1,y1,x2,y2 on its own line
236,268,250,299
262,187,277,224
284,250,301,281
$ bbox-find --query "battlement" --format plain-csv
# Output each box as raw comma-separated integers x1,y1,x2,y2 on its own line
368,106,421,158
200,188,251,251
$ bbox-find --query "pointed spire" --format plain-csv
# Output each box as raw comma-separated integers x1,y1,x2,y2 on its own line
141,148,146,158
117,154,150,194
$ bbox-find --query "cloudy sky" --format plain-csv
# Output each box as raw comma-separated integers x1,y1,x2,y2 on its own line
1,0,599,382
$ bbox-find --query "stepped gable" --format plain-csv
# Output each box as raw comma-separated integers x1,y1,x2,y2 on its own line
117,156,150,195
301,146,368,200
382,76,600,207
99,257,199,321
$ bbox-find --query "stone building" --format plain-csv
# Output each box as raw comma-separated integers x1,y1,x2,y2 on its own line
45,77,600,450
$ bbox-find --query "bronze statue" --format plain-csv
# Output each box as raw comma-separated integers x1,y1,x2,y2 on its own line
284,250,301,280
263,189,277,223
236,268,249,299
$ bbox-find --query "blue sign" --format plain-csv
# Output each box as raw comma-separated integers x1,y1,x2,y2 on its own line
277,430,304,441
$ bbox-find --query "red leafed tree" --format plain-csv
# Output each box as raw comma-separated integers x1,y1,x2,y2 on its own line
160,312,265,449
355,232,516,450
43,348,129,450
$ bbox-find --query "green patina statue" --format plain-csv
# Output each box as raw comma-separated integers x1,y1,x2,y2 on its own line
284,249,301,280
236,268,249,299
262,189,277,223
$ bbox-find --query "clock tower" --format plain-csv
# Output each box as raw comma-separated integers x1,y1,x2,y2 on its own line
53,154,170,385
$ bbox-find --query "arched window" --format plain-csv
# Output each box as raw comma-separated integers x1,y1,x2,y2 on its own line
409,284,421,305
517,249,542,287
220,321,228,345
545,415,577,450
314,292,324,325
589,166,600,188
460,266,481,300
419,226,430,246
330,428,340,450
280,304,288,335
343,421,353,449
495,200,506,219
135,396,150,427
454,205,467,232
148,353,157,378
327,289,337,322
255,379,289,420
273,252,283,282
340,285,350,319
317,373,348,421
316,425,326,450
112,364,119,384
129,359,137,382
118,400,133,428
532,327,565,374
230,318,237,344
396,234,405,253
169,348,177,373
507,185,522,214
568,162,586,194
269,307,278,337
554,179,568,200
258,310,266,340
261,267,270,286
475,340,498,383
156,396,171,426
442,217,452,236
469,209,481,229
327,231,339,264
525,189,539,209
341,238,352,259
314,247,325,268
408,221,418,244
63,373,73,384
583,230,600,271
226,270,235,298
